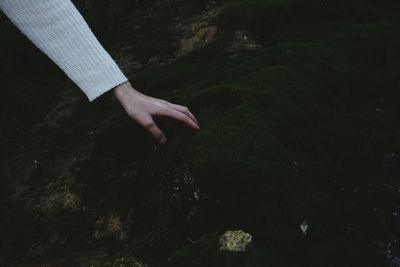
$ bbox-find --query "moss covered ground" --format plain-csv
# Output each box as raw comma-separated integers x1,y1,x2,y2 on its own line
1,0,400,266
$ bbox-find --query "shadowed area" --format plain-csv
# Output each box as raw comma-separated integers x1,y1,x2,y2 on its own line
1,0,400,266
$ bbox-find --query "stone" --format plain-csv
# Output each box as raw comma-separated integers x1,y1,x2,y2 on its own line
219,229,252,252
178,26,218,56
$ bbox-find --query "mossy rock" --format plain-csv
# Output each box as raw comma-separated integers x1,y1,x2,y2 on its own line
130,18,400,266
1,1,400,267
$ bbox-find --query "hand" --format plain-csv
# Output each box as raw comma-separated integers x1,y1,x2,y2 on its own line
113,81,200,144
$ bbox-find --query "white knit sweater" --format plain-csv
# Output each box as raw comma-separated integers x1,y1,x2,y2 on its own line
0,0,129,102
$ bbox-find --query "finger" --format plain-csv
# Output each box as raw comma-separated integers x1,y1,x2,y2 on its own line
139,117,167,144
167,103,199,126
159,108,200,130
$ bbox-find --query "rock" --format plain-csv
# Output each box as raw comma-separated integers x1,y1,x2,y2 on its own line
178,25,218,56
93,212,132,242
63,192,82,211
219,230,252,252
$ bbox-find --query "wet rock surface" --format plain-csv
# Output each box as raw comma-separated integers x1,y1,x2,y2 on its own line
1,0,400,266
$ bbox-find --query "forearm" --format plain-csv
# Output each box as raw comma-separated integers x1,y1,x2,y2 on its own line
0,0,128,101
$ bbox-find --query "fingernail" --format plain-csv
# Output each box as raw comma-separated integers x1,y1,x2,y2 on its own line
160,137,167,144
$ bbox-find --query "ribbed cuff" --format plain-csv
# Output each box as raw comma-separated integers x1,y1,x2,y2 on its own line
85,73,129,102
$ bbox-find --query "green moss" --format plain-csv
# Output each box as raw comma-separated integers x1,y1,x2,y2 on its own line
127,18,400,266
2,1,400,266
168,234,287,267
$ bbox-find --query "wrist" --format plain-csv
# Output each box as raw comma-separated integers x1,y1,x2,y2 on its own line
113,81,131,97
113,81,146,101
113,81,142,104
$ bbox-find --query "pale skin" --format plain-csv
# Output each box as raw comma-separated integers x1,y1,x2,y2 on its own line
112,81,200,144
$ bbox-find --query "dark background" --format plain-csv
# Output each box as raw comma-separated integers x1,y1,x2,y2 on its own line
1,0,400,266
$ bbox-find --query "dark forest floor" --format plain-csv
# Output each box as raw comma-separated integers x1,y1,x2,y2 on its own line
2,1,400,266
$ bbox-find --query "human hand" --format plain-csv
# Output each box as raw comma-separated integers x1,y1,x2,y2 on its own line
113,81,200,144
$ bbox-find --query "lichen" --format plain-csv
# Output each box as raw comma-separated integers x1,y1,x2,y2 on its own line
93,212,131,241
63,192,81,211
219,230,253,252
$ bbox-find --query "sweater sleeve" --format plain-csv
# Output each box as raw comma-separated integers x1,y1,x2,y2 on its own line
0,0,129,102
